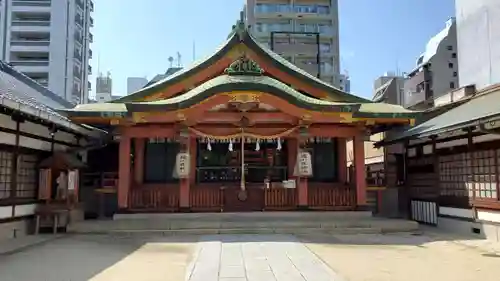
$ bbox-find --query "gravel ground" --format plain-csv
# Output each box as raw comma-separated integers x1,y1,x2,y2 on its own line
302,232,500,281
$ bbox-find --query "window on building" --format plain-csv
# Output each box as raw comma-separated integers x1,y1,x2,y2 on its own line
319,43,331,52
447,45,453,50
451,53,457,58
0,151,12,200
16,154,38,199
317,5,330,14
473,149,498,199
144,139,180,183
453,71,458,77
450,82,455,89
448,62,454,68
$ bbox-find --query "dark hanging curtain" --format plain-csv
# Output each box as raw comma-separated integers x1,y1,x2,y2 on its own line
309,139,338,182
144,141,180,183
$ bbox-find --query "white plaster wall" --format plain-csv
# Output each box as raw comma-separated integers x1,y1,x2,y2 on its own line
477,209,500,224
19,121,51,139
14,204,37,217
0,113,16,129
0,206,12,220
0,132,16,146
439,206,474,219
19,136,51,151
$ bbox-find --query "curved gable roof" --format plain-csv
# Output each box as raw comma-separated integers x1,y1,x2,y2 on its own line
114,21,370,103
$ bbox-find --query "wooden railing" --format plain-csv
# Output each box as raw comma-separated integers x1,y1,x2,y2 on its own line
264,188,297,210
308,184,356,210
190,186,223,212
129,185,179,211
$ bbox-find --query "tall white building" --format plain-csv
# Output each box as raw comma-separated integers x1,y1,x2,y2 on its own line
0,0,94,104
456,0,500,90
244,0,346,89
403,18,458,110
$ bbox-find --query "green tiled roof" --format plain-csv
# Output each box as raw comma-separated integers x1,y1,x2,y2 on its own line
381,89,500,144
127,75,361,112
59,75,417,120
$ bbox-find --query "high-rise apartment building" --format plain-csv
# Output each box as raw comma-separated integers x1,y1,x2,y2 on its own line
244,0,345,89
456,0,500,90
0,0,94,104
95,72,113,102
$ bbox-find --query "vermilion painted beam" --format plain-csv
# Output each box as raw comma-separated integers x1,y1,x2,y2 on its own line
118,136,131,209
354,134,367,206
134,138,145,185
119,124,363,139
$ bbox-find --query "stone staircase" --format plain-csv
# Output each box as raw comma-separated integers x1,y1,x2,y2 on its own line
68,211,419,235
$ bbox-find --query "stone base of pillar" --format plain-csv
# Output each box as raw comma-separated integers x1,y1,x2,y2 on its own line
355,205,372,212
297,205,310,211
179,206,192,213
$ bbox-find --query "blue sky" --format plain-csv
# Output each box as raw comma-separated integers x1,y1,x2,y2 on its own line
91,0,455,99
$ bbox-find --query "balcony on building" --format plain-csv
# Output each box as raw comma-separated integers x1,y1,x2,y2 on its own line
254,3,294,19
252,22,292,39
89,16,94,27
74,31,83,45
11,0,51,12
293,3,332,20
88,81,92,91
76,0,85,9
73,65,82,79
88,65,92,75
404,66,433,109
88,32,93,43
89,48,93,59
10,32,50,52
30,74,49,87
73,48,82,62
272,40,318,56
75,14,84,27
295,59,319,77
9,51,50,73
89,1,94,12
10,11,51,33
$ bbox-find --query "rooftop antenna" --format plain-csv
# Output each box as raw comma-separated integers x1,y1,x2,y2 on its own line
192,41,196,62
168,56,174,68
176,52,182,67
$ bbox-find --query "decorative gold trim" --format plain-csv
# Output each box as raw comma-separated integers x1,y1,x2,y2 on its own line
226,92,261,103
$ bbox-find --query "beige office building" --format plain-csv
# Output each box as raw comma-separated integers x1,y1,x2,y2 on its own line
244,0,347,90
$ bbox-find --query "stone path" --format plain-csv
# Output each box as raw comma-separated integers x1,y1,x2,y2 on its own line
186,234,342,281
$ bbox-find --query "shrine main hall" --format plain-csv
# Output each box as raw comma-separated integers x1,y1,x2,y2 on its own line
61,22,416,213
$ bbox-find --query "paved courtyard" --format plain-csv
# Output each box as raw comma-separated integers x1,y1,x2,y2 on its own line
1,232,500,281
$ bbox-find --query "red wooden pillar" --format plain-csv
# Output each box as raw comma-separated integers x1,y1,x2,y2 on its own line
337,137,347,183
189,137,197,185
354,134,367,207
179,136,192,211
118,136,131,209
134,138,145,185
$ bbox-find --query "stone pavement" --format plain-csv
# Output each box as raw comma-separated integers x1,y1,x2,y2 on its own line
0,234,61,255
186,234,342,281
